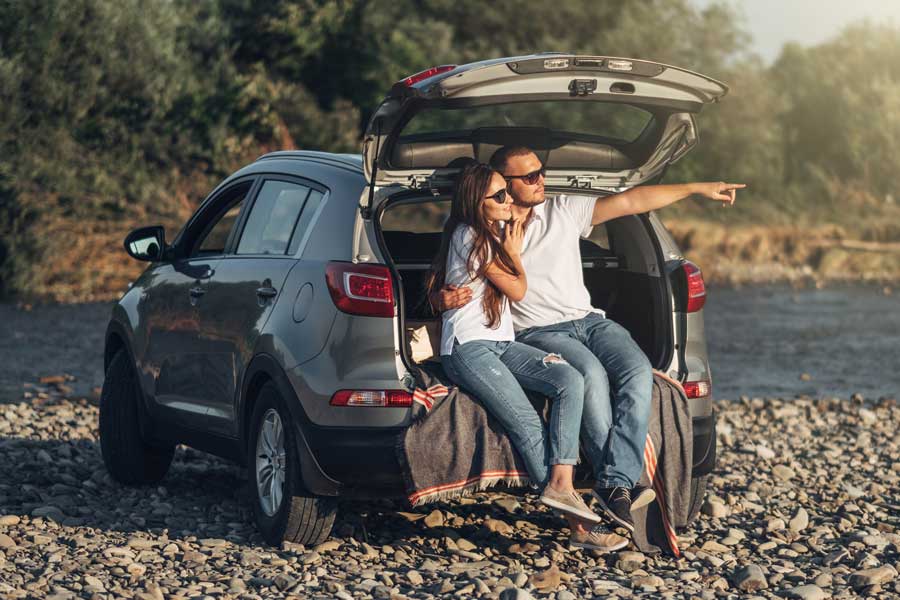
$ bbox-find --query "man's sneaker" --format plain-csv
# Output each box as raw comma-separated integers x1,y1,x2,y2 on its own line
632,484,656,510
591,486,635,532
539,487,602,523
569,525,629,552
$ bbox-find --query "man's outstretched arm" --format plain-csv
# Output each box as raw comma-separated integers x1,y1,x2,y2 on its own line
591,182,746,226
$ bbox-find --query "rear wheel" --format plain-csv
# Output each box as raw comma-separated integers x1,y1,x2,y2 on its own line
686,474,709,526
248,382,337,546
99,349,174,484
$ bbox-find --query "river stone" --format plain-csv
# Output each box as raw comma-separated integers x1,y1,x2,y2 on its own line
790,508,810,532
732,564,768,591
494,497,521,513
31,506,65,522
484,518,513,535
773,465,796,480
702,499,729,518
786,584,830,600
406,570,423,586
756,445,776,459
0,516,20,526
500,588,534,600
849,565,897,589
0,534,15,549
423,509,444,528
529,565,561,591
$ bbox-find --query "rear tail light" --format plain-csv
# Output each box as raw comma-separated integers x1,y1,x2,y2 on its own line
682,261,706,313
683,379,711,399
330,390,412,408
325,262,395,318
400,65,456,87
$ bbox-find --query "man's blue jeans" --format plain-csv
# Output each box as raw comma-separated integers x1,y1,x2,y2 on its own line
441,340,585,486
516,313,653,488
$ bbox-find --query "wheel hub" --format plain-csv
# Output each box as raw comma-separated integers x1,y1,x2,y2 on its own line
255,408,286,517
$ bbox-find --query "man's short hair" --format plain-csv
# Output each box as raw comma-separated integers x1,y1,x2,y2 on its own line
488,146,535,173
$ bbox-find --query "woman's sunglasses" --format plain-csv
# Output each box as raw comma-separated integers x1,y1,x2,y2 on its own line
504,166,546,186
484,188,510,204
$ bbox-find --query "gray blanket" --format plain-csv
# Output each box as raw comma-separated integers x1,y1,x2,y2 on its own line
397,366,694,555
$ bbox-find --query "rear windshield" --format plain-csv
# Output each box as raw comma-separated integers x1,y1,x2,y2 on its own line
402,101,653,143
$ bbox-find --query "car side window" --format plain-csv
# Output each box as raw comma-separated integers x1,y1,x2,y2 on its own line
237,180,311,255
192,182,253,257
287,189,325,255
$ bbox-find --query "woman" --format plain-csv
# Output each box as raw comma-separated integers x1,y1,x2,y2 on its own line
428,163,625,550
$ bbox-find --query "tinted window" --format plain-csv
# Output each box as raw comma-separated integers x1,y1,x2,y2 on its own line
403,101,653,143
237,180,311,255
195,183,252,256
288,189,325,255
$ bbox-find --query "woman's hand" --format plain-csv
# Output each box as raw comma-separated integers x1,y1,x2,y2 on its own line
694,182,747,206
434,284,473,312
502,218,524,256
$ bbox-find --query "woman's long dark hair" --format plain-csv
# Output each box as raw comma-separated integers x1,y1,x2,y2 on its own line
427,162,521,328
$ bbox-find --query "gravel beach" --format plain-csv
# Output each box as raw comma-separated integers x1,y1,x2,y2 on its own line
1,378,898,599
0,295,900,600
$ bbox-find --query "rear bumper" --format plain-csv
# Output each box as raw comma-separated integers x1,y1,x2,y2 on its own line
692,413,717,476
301,424,405,497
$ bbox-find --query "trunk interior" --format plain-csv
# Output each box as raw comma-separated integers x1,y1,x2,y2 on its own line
377,192,672,372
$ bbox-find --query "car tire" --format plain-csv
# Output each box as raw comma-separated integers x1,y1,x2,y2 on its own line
249,382,337,546
99,349,174,484
685,474,709,526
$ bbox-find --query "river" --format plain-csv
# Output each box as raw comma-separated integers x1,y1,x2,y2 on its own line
1,285,898,402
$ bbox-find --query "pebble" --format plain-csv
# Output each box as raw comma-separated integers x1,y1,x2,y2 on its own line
786,584,830,600
789,507,810,532
732,564,768,591
849,565,897,589
0,372,897,600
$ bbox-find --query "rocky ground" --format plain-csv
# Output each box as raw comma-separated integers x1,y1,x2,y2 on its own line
0,378,898,599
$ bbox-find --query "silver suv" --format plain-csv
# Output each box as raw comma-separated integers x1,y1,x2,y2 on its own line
101,54,722,545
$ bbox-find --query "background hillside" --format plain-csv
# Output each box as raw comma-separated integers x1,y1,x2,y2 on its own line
2,0,900,301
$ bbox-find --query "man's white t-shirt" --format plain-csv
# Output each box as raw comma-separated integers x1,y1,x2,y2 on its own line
512,194,605,332
440,225,515,355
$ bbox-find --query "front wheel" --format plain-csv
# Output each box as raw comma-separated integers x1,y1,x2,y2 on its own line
99,349,174,484
248,382,337,546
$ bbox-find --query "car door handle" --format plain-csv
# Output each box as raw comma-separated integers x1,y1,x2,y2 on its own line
256,286,278,299
189,286,206,298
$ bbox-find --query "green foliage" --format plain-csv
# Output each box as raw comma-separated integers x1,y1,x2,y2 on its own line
2,0,900,300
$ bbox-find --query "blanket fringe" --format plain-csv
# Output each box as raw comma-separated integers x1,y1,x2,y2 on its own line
409,474,533,507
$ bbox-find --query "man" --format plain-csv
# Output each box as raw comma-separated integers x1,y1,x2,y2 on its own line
438,146,744,546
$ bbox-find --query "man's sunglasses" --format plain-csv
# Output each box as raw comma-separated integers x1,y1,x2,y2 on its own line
484,189,510,204
504,166,546,186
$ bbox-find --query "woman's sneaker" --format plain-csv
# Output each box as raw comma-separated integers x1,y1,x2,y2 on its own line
632,484,656,510
540,487,602,523
569,525,629,552
591,486,636,532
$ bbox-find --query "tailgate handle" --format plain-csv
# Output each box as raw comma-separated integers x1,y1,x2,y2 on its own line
569,78,597,96
189,286,206,298
256,286,278,299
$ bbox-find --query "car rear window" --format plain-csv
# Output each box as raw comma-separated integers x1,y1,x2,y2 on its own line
402,101,653,143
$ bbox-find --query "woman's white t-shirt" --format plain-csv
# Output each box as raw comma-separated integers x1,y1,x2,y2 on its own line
440,225,515,355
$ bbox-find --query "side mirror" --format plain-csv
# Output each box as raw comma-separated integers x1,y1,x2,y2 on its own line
124,226,167,262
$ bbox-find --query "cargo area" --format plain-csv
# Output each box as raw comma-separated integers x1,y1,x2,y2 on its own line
377,193,674,371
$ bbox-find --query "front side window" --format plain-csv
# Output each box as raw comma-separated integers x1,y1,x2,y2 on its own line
237,180,311,255
193,182,253,257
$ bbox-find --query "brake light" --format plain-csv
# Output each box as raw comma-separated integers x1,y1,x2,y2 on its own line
325,262,395,317
330,390,413,408
683,261,706,312
400,65,456,87
683,380,711,399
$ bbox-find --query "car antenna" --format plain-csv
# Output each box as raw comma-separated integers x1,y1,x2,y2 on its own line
362,117,382,219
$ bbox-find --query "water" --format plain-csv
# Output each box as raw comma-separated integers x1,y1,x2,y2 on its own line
1,286,898,402
704,285,900,400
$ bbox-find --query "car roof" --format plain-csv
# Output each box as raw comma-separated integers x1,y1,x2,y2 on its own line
254,150,364,175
